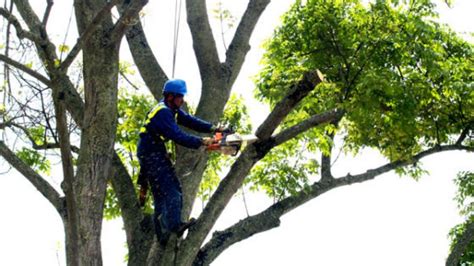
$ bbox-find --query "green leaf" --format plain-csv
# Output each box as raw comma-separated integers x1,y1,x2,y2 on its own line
16,147,50,175
58,44,70,53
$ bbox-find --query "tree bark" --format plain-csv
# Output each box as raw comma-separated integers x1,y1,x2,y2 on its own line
71,0,120,264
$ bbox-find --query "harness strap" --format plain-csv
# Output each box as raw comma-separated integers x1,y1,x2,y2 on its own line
140,103,178,142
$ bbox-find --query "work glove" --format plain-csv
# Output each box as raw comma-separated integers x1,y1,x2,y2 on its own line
202,137,215,146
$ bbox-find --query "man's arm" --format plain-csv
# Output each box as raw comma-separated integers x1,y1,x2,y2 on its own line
177,109,213,133
149,108,204,149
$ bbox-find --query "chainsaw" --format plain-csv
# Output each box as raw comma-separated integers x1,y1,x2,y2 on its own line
206,131,258,156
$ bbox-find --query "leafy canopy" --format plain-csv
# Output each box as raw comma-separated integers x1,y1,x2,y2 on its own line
249,0,473,196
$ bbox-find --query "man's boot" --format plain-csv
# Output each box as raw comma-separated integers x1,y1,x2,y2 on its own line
176,218,197,237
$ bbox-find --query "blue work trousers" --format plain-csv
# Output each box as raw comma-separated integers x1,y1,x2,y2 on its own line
137,148,183,235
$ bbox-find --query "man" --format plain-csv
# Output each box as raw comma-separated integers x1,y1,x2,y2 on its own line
137,79,225,244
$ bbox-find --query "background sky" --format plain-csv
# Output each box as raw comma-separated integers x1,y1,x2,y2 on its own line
0,1,473,265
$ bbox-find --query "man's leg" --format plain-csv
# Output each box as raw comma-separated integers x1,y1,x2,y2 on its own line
157,162,183,233
139,151,171,242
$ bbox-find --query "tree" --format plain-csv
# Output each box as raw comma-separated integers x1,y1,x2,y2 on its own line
0,0,472,265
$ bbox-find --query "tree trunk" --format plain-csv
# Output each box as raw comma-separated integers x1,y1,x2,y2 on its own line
71,0,120,264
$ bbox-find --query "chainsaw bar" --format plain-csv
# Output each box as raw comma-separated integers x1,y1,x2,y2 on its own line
207,133,258,156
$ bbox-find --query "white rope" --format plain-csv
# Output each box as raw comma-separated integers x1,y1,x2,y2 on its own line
172,0,183,78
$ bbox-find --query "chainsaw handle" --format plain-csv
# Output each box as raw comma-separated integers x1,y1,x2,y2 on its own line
206,143,221,151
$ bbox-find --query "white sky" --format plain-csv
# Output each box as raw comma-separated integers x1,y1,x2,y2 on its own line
0,1,473,265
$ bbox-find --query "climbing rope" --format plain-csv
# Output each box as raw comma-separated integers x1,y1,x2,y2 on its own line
172,0,183,78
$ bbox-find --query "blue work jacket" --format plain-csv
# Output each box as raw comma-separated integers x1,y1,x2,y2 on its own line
138,101,213,155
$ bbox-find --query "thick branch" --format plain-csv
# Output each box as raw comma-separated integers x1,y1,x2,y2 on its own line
0,54,51,86
59,0,119,71
446,218,474,266
120,5,167,100
186,0,221,79
194,208,281,266
109,153,153,265
224,0,270,86
0,141,63,211
255,70,324,139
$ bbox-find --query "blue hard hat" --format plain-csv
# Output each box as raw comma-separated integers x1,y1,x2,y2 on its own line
163,79,187,96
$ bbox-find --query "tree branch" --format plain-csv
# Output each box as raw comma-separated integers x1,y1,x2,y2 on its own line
456,125,472,146
0,141,63,212
0,54,51,86
272,108,344,146
194,208,281,266
109,153,154,266
13,0,58,65
42,0,53,27
110,0,148,43
119,4,167,100
3,120,69,151
186,0,221,79
59,0,119,71
223,0,270,86
336,144,474,185
255,70,325,139
0,7,44,44
446,218,474,266
194,143,473,265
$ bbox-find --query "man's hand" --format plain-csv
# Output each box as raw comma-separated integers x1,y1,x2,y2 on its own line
213,125,235,134
138,184,148,207
202,137,215,146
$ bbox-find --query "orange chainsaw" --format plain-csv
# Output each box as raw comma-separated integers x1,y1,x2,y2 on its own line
206,131,258,156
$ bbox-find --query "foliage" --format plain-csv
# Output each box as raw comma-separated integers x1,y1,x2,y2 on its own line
253,0,474,197
449,171,474,265
104,89,155,219
454,171,474,217
16,147,50,175
211,1,237,29
248,137,316,200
